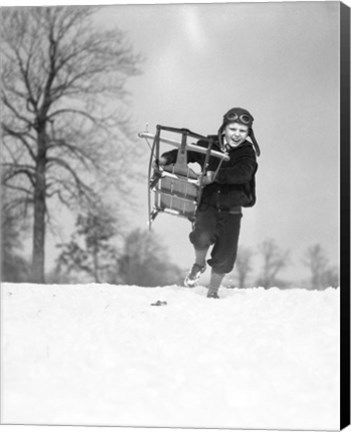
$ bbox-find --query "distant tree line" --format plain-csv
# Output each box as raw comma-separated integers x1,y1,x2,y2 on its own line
227,238,339,290
50,214,183,286
2,207,339,289
2,198,184,286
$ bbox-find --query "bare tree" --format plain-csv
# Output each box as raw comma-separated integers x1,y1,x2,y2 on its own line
256,238,290,289
234,246,254,288
1,6,142,282
322,266,339,288
55,204,118,283
118,229,183,286
303,244,338,289
1,188,31,282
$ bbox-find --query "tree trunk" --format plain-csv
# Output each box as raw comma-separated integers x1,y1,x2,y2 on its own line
32,130,47,283
238,274,246,288
93,243,100,283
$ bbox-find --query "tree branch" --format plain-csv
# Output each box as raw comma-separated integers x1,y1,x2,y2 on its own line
2,124,37,161
2,162,36,186
46,156,95,198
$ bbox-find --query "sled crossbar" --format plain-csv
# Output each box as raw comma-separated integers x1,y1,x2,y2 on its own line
139,131,227,161
139,124,229,229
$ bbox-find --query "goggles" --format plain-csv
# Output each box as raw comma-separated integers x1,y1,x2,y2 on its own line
224,111,253,125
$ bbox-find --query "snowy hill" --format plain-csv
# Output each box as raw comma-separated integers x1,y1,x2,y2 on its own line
1,283,339,430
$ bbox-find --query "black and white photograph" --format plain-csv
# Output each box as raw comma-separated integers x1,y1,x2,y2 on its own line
1,0,350,430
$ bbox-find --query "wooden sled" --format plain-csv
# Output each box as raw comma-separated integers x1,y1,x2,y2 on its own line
139,125,229,229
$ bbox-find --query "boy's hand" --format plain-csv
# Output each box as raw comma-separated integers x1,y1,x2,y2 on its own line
157,156,168,166
150,157,168,188
202,171,215,185
152,157,167,172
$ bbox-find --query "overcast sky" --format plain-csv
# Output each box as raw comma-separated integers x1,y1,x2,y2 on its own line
89,1,341,283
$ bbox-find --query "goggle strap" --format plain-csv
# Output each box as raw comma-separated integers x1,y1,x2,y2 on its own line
218,131,226,152
249,129,261,157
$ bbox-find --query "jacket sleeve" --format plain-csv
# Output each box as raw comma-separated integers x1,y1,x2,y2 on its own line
215,153,257,185
159,149,178,165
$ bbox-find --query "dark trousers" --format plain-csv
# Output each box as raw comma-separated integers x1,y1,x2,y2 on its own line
189,207,242,274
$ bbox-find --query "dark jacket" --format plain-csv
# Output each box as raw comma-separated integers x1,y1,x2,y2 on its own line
161,135,258,211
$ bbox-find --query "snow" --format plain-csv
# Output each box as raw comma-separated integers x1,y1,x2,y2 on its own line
1,283,340,430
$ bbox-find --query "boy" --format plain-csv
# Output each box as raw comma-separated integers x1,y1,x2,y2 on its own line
157,107,260,298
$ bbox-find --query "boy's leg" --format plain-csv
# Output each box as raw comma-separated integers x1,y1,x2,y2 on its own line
189,207,217,251
194,248,208,268
185,208,217,287
206,212,242,296
207,271,225,298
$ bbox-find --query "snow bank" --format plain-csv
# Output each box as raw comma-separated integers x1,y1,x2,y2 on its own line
1,283,340,430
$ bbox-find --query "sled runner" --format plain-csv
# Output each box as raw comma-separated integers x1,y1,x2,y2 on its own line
139,125,230,229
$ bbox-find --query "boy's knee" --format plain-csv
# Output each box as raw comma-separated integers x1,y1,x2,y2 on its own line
211,262,234,274
208,249,238,274
189,231,212,249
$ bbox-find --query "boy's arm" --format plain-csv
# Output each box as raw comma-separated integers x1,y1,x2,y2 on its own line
215,155,257,184
157,149,178,166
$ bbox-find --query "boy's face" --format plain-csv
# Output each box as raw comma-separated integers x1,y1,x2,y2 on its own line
224,122,249,148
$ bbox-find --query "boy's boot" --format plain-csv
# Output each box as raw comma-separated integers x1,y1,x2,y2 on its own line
207,271,224,298
184,248,208,287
